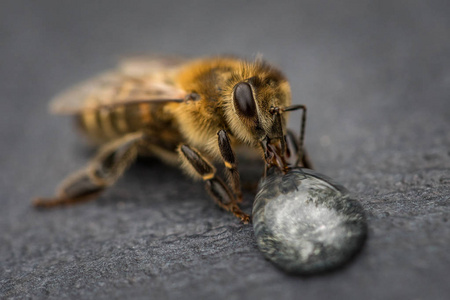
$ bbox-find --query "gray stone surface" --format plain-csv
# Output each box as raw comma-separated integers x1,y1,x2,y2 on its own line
1,1,449,299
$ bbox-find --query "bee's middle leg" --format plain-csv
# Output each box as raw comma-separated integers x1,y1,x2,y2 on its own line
217,130,243,203
178,144,250,223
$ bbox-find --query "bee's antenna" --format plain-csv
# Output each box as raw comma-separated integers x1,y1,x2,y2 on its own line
269,106,286,157
283,104,307,166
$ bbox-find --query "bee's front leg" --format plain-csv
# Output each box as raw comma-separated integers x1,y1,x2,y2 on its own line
285,129,313,169
178,145,250,224
33,132,143,207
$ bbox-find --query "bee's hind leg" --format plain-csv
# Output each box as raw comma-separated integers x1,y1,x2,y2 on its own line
178,144,250,224
33,132,143,207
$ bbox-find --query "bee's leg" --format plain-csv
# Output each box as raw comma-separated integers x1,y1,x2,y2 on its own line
286,129,313,169
33,132,143,207
178,145,250,224
302,149,313,169
217,130,243,203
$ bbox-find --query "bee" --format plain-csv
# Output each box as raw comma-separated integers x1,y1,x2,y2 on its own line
34,55,312,223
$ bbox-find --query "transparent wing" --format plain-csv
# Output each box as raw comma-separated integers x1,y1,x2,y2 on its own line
118,55,186,76
50,56,187,114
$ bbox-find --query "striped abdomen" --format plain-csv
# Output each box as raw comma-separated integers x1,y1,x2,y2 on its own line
76,102,177,144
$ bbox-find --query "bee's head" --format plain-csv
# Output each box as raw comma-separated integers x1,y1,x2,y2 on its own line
223,60,307,169
224,64,292,148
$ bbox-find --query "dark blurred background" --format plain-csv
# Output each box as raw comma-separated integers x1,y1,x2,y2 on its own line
1,1,449,299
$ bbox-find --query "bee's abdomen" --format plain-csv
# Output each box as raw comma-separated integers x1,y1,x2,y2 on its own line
75,103,156,143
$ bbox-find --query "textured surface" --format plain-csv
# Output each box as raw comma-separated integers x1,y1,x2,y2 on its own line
1,1,449,299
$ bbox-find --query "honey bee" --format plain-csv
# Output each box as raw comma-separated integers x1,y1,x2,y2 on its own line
34,55,312,223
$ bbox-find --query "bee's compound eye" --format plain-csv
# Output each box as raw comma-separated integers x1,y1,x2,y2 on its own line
233,82,256,118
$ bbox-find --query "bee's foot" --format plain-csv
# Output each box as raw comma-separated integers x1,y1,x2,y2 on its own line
230,204,251,224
